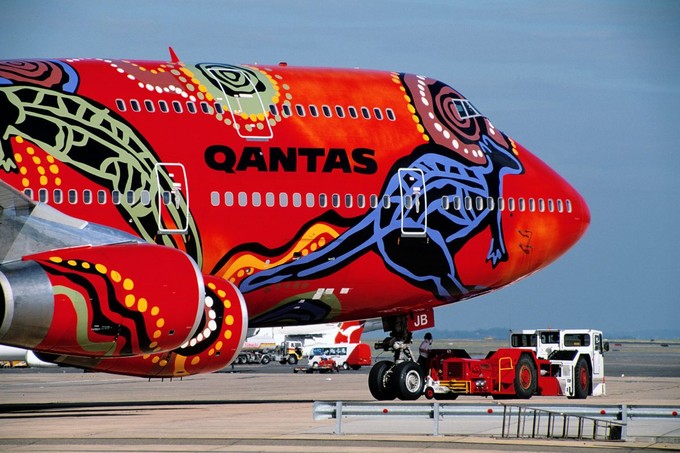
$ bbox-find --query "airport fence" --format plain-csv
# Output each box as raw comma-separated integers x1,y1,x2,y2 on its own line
313,401,679,440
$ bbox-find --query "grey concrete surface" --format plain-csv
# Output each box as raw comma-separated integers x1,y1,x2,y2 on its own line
1,370,679,452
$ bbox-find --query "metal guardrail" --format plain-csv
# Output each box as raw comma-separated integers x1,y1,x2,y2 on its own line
313,401,680,439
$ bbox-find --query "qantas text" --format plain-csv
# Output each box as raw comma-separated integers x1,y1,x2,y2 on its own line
205,145,378,174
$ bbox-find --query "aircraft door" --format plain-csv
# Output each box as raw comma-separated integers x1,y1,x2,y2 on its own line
207,67,273,140
154,163,190,234
398,168,428,237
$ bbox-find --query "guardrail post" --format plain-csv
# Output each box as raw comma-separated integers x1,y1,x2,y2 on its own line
335,401,343,435
433,402,440,436
620,404,628,441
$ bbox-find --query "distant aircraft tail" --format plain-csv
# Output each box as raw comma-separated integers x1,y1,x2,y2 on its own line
334,321,365,344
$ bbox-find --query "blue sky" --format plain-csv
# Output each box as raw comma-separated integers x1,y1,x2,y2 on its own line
3,1,679,337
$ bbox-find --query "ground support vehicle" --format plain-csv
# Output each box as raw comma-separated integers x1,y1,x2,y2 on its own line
423,348,557,400
423,329,607,400
273,340,304,365
235,350,272,365
293,358,339,374
307,343,372,370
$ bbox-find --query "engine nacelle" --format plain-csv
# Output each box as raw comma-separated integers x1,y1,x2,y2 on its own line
0,243,204,357
41,275,248,378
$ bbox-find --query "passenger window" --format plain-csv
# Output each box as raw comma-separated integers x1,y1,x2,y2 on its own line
332,194,340,208
309,105,319,117
386,108,396,121
186,102,197,114
140,190,151,206
54,189,63,204
210,191,220,206
452,196,461,211
252,192,261,207
319,193,328,208
518,198,526,212
295,105,306,117
360,107,370,119
224,191,234,207
475,196,484,211
292,192,302,207
441,196,450,210
357,194,366,209
158,100,169,113
373,108,383,120
144,100,154,112
348,106,358,119
266,192,275,207
322,105,332,117
344,194,353,208
127,190,136,205
200,102,212,114
112,190,121,205
172,100,183,113
162,191,171,205
68,189,77,204
382,195,391,209
548,199,555,212
487,197,495,211
557,199,564,213
306,193,315,208
115,99,126,111
83,189,92,205
464,196,472,211
130,99,141,112
39,188,48,203
403,195,413,210
268,104,278,116
528,198,535,212
497,197,505,211
335,106,345,118
279,192,288,207
215,103,224,114
97,190,106,204
538,198,545,212
566,199,572,213
238,192,248,207
369,194,379,209
507,197,515,212
23,188,34,200
282,104,292,117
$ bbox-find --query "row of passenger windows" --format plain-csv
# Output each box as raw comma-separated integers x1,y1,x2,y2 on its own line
24,188,573,214
24,188,177,206
210,191,573,214
115,98,397,121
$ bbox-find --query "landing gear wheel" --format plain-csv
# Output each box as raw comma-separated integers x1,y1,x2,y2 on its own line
390,361,425,400
570,356,591,399
368,360,397,400
514,355,537,399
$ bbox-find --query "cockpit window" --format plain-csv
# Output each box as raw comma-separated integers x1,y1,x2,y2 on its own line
453,99,482,120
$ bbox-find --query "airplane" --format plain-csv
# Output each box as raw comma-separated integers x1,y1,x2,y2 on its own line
243,319,376,351
0,50,589,399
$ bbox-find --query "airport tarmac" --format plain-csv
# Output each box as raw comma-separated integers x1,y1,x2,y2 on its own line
1,341,679,452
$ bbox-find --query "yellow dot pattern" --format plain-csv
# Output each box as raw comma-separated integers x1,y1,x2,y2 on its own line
391,72,429,143
12,137,62,190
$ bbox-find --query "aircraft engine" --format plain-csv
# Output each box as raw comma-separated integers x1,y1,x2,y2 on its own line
34,275,248,378
0,243,204,358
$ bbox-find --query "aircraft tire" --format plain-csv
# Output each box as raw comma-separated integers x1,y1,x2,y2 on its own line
390,361,425,401
514,354,537,399
368,360,397,400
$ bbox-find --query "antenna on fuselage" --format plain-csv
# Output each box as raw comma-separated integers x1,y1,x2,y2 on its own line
168,46,181,63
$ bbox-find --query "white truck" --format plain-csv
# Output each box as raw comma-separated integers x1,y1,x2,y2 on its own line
509,329,608,398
